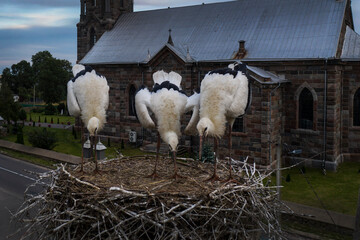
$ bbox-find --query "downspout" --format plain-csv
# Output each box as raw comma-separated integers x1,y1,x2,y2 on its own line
322,59,328,173
268,82,281,167
138,62,145,143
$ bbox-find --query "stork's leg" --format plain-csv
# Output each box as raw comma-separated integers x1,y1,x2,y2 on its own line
223,125,240,184
147,133,160,179
205,138,220,182
170,151,184,180
79,123,85,173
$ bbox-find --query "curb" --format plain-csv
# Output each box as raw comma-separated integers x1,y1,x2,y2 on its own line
0,139,81,165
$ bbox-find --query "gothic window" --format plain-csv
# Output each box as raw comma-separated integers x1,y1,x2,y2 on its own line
92,0,96,6
90,28,96,48
120,0,124,8
232,117,244,132
354,88,360,126
298,88,313,129
129,85,136,116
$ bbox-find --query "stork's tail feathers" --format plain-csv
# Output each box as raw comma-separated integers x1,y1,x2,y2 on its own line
153,70,168,85
72,64,85,77
168,71,182,88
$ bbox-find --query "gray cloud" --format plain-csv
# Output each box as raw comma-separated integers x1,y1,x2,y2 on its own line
0,26,77,71
3,0,79,8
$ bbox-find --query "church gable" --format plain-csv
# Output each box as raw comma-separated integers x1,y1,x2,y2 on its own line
148,44,188,71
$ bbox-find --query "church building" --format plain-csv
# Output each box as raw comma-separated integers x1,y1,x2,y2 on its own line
77,0,360,170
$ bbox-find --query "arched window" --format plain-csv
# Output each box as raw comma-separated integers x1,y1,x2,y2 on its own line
299,88,313,129
232,117,244,132
90,28,96,48
129,85,136,116
354,88,360,126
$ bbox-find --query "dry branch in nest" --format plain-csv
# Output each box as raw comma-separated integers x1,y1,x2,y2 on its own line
12,156,288,239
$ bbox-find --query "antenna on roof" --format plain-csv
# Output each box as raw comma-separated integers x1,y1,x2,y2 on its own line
186,46,192,61
147,49,151,61
167,29,174,46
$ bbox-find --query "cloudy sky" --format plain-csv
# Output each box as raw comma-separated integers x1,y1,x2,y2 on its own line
0,0,360,72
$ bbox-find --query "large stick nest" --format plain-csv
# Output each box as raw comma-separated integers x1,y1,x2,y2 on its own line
12,156,287,239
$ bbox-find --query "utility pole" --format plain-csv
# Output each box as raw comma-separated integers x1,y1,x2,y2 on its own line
354,187,360,240
33,85,35,107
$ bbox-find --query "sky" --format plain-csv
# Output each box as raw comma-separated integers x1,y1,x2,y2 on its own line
0,0,360,72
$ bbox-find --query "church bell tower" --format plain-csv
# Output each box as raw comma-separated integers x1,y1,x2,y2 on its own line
77,0,133,61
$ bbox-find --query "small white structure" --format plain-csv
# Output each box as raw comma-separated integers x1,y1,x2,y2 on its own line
96,139,107,160
83,138,92,158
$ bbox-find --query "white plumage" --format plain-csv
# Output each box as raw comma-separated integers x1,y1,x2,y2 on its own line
195,63,250,181
135,70,192,179
67,64,110,172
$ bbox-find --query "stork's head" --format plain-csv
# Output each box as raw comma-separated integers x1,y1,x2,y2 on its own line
197,118,214,137
87,117,100,136
164,131,179,152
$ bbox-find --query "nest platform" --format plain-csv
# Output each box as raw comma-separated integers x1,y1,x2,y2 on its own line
13,156,285,239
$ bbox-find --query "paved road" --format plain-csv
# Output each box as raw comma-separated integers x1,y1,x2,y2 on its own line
0,154,48,240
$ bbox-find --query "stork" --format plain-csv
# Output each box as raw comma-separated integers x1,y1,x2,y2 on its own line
135,70,190,180
195,63,251,182
67,64,109,173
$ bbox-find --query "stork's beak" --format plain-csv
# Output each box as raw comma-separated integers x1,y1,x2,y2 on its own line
199,135,203,161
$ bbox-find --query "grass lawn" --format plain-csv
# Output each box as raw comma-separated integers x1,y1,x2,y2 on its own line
1,125,151,161
277,162,360,216
0,147,57,169
27,112,75,125
2,126,82,156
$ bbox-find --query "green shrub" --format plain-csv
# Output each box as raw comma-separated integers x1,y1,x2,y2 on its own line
198,143,214,163
19,109,27,122
44,103,57,115
16,127,24,144
28,128,58,150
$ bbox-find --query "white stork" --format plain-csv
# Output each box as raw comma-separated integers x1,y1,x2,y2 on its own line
67,64,109,173
193,63,251,182
135,70,191,180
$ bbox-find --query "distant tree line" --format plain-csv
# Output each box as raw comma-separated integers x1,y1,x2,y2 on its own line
1,50,72,104
0,50,72,130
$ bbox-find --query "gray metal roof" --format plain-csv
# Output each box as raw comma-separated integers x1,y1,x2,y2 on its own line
80,0,347,65
247,66,288,84
341,25,360,60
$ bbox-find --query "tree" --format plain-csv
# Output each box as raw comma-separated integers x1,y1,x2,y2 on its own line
0,83,20,124
19,108,27,124
1,60,34,100
32,51,72,104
